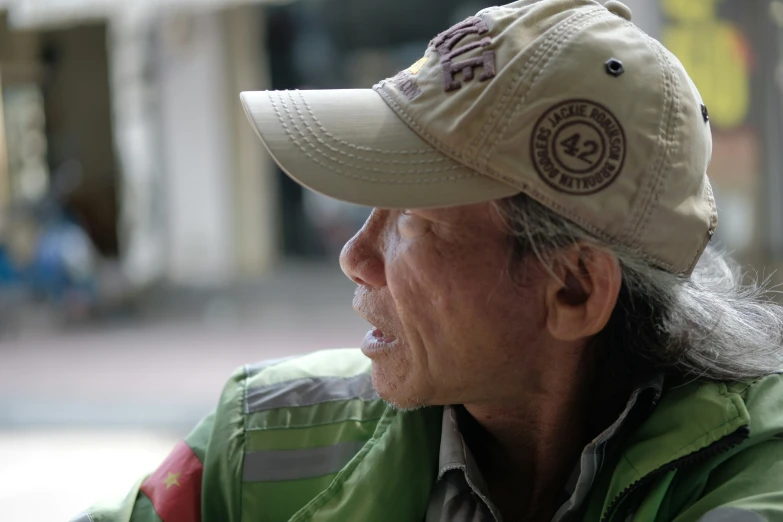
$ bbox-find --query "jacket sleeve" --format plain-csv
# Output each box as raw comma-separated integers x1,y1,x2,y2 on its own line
71,366,248,522
672,440,783,522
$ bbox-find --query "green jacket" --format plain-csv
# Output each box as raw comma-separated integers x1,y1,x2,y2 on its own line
75,349,783,522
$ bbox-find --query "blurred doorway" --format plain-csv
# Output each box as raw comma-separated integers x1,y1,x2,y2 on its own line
1,15,119,259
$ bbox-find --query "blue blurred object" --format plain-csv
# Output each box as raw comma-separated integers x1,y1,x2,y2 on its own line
0,159,98,321
27,216,96,305
0,245,20,285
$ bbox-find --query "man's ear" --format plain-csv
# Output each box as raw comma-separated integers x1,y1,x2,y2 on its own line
545,245,622,342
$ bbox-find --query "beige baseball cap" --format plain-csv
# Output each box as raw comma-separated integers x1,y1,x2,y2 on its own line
240,0,717,275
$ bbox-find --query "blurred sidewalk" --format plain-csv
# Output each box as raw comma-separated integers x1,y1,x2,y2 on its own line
0,261,368,431
0,429,180,521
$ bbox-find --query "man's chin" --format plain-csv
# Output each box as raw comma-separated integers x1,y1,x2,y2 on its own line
370,372,428,412
381,397,428,413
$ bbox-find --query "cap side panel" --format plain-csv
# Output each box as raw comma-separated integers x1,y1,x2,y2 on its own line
684,184,717,275
470,6,603,161
691,182,718,273
375,9,612,191
484,16,668,265
477,8,607,166
635,45,716,275
376,10,683,274
626,30,679,250
376,91,679,273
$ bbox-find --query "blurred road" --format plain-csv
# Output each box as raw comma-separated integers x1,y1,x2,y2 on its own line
0,261,367,430
0,261,368,520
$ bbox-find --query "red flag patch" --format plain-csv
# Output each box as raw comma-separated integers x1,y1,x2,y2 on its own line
141,440,203,522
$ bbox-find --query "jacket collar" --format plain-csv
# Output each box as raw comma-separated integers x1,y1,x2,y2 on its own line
588,378,754,521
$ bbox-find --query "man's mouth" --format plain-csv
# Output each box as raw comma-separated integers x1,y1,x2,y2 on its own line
361,327,399,356
371,328,397,344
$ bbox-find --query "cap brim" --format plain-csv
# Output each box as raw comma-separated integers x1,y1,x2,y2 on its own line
240,89,519,209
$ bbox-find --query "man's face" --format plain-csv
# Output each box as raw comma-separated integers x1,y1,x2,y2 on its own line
340,203,551,410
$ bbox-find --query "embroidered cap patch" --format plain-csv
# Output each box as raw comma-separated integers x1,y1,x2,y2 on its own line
531,99,626,195
431,16,497,92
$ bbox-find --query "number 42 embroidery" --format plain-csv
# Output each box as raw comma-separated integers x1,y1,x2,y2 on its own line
559,133,599,165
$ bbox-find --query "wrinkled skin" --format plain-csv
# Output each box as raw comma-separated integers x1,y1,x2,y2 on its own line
340,203,551,410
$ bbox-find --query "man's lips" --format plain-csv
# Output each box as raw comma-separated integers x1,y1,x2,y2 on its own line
361,327,399,356
371,328,397,343
353,304,399,342
353,291,400,349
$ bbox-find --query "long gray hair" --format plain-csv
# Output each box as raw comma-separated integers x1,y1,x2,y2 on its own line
494,193,783,381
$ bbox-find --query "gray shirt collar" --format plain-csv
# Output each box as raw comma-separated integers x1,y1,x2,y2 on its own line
435,373,665,520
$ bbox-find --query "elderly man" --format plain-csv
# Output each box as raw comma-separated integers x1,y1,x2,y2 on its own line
75,0,783,521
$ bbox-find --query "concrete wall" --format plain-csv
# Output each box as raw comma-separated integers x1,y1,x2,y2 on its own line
223,5,279,278
109,5,279,289
154,6,277,286
157,12,235,286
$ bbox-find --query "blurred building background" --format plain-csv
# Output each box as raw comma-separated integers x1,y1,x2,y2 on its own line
0,0,782,519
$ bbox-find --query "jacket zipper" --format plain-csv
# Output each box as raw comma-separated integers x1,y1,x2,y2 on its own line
599,425,750,522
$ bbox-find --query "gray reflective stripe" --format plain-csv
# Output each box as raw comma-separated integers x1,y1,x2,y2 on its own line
699,507,766,522
245,373,378,413
68,512,94,522
243,440,366,482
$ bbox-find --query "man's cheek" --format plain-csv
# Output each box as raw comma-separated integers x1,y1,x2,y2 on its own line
394,293,432,343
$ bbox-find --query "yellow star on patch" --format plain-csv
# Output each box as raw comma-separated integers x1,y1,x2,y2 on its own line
164,471,181,489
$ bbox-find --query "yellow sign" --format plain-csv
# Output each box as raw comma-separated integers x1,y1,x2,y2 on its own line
662,0,750,129
661,0,719,20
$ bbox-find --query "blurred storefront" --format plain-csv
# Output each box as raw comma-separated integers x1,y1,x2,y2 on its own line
0,0,281,311
0,12,117,324
0,0,782,306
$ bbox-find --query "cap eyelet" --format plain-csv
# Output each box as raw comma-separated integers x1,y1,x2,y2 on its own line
605,58,625,77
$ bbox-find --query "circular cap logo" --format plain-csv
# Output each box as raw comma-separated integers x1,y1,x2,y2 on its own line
530,99,627,195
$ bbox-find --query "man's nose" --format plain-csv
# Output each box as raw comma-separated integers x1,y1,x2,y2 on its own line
339,211,387,288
